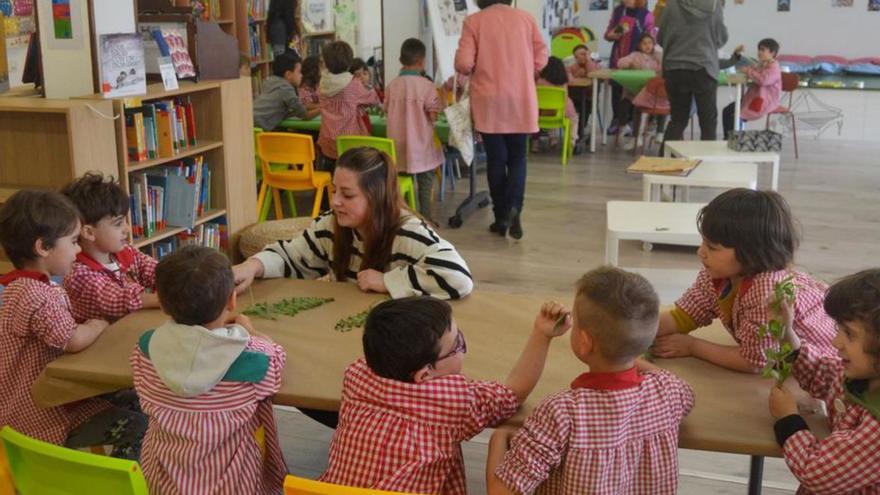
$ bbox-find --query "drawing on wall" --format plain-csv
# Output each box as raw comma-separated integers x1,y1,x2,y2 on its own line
870,0,880,11
436,0,467,37
51,0,71,38
543,0,577,35
333,0,356,48
777,0,790,11
831,0,852,6
38,0,83,49
770,90,843,139
589,0,608,10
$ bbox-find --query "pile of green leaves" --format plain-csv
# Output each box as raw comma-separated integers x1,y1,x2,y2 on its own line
334,297,389,332
758,275,798,386
244,297,335,320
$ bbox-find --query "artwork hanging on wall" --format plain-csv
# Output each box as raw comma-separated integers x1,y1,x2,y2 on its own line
51,0,72,38
870,0,880,11
435,0,467,37
589,0,608,10
543,0,577,36
831,0,852,6
36,0,83,49
777,0,790,11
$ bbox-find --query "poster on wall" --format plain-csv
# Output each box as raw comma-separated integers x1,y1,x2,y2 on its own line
426,0,478,81
303,0,334,32
870,0,880,11
777,0,790,11
36,0,83,48
435,0,468,37
589,0,608,10
543,0,578,36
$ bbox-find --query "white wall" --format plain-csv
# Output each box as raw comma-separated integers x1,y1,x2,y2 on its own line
381,1,420,84
357,0,382,61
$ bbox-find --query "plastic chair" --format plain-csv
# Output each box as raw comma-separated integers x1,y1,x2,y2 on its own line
0,426,148,495
550,32,583,61
255,127,299,218
536,86,573,166
257,132,332,221
632,76,671,156
283,475,427,495
766,72,800,159
336,136,417,210
0,441,14,495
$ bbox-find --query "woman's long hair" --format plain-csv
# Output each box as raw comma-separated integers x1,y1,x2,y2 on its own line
332,148,407,281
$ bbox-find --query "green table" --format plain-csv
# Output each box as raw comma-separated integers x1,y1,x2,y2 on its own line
278,114,450,143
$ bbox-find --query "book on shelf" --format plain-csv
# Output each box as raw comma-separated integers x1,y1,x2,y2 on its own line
98,33,147,98
626,156,702,176
124,96,198,162
248,0,267,18
200,0,222,20
129,155,213,238
249,21,264,60
143,218,228,259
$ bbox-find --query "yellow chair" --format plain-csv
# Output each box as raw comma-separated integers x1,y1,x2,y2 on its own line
0,442,14,495
257,132,332,221
536,86,573,166
336,135,417,210
283,475,427,495
0,426,148,495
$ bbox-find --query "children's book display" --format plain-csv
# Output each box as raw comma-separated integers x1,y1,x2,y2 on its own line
99,32,146,98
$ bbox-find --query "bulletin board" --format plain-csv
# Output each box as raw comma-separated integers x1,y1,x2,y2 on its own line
425,0,478,82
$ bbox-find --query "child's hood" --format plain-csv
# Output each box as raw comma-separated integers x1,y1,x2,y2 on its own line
148,320,250,397
320,70,354,97
678,0,719,19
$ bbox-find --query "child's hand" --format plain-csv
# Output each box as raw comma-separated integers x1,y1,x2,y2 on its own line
652,333,695,358
768,386,798,419
534,301,571,338
231,314,256,334
86,319,110,332
232,258,263,293
357,269,388,294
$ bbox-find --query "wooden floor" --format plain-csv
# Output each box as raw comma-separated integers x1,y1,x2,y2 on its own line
277,137,880,494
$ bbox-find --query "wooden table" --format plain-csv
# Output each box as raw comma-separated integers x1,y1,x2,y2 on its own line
588,69,747,153
34,280,824,494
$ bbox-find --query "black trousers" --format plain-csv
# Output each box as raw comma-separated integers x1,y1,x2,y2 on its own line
722,102,737,138
662,69,719,143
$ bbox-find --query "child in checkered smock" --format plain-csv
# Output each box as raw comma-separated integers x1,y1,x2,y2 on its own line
61,173,160,323
488,267,694,495
769,269,880,495
653,189,837,374
0,190,145,458
131,246,287,495
319,296,571,495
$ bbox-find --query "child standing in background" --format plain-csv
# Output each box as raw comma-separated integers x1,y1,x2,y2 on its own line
317,41,379,166
723,38,782,137
616,33,667,149
385,38,445,222
604,0,655,136
298,55,322,106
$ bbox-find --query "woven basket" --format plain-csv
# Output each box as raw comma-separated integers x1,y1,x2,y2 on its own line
239,217,314,259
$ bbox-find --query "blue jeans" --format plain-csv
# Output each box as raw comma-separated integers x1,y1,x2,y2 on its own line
481,133,528,222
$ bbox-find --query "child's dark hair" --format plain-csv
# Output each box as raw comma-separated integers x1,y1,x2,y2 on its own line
350,58,368,74
477,0,512,8
273,52,302,78
574,266,659,363
155,246,234,326
399,38,426,66
0,190,81,268
60,172,129,226
301,55,321,88
698,189,798,277
539,56,569,86
363,297,453,382
323,41,354,74
824,269,880,372
758,38,780,56
572,44,589,55
638,33,656,51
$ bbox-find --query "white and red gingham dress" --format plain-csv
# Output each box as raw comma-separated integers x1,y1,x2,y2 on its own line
317,78,379,159
783,343,880,494
319,359,519,495
63,246,157,323
675,269,837,369
131,336,287,495
495,368,695,495
0,271,110,444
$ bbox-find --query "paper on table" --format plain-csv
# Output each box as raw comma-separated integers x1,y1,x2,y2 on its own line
626,156,702,176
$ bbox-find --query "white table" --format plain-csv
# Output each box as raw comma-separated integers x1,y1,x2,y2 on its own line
605,201,705,266
642,161,759,202
589,71,745,153
663,140,781,191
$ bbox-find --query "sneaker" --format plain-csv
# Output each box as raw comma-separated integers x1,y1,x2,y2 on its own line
622,124,633,137
621,138,636,151
606,122,619,136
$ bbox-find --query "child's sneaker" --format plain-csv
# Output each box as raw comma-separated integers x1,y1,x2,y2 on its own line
606,122,619,136
621,137,636,151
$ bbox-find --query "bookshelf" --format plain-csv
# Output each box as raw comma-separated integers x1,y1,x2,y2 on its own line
86,78,257,261
236,0,272,95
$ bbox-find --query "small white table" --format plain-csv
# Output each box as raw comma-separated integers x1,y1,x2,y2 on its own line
642,161,759,202
663,140,781,191
605,201,705,266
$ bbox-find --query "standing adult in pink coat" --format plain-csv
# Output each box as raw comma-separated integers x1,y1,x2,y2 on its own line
454,0,548,240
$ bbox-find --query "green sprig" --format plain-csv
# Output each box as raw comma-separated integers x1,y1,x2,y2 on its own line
243,297,335,320
758,275,798,387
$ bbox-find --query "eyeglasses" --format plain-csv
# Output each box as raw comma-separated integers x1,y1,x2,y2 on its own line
435,328,467,363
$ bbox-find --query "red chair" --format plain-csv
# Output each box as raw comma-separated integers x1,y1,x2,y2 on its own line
765,73,800,159
632,76,670,156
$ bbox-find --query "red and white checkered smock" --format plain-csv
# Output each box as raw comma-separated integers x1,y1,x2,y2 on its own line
131,335,287,495
319,359,519,495
783,343,880,495
0,271,110,444
495,368,695,495
675,268,837,369
317,79,379,159
63,246,157,323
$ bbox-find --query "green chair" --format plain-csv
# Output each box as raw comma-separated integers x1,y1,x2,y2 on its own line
336,136,417,210
550,31,584,61
0,426,149,495
536,86,573,166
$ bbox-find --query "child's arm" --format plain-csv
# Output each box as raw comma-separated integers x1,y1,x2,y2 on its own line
140,291,160,309
65,319,110,353
656,310,681,337
64,265,157,320
505,302,571,403
744,62,781,87
425,84,444,123
486,428,518,495
283,86,309,119
654,336,762,373
303,106,321,120
616,53,636,69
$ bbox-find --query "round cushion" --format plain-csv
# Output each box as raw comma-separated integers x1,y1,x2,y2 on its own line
239,217,315,259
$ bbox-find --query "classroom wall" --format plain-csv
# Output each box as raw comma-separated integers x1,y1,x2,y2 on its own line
357,0,382,60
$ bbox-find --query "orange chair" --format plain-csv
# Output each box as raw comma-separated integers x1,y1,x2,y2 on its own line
256,132,332,221
283,475,427,494
765,72,800,159
632,76,670,156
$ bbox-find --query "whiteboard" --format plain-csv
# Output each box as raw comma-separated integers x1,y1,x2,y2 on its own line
425,0,479,82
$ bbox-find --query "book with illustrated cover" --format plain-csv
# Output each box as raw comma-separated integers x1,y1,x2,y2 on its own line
626,156,702,176
99,33,146,98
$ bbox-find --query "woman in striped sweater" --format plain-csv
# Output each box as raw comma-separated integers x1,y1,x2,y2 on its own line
233,147,474,301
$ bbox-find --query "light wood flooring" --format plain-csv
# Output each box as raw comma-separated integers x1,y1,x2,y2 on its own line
276,137,880,494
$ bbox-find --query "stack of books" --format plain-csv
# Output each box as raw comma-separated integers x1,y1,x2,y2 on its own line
124,97,198,162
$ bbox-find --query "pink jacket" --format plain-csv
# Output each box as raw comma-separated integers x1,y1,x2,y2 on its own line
384,73,445,174
741,61,782,121
616,51,662,71
567,59,601,79
454,4,548,134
